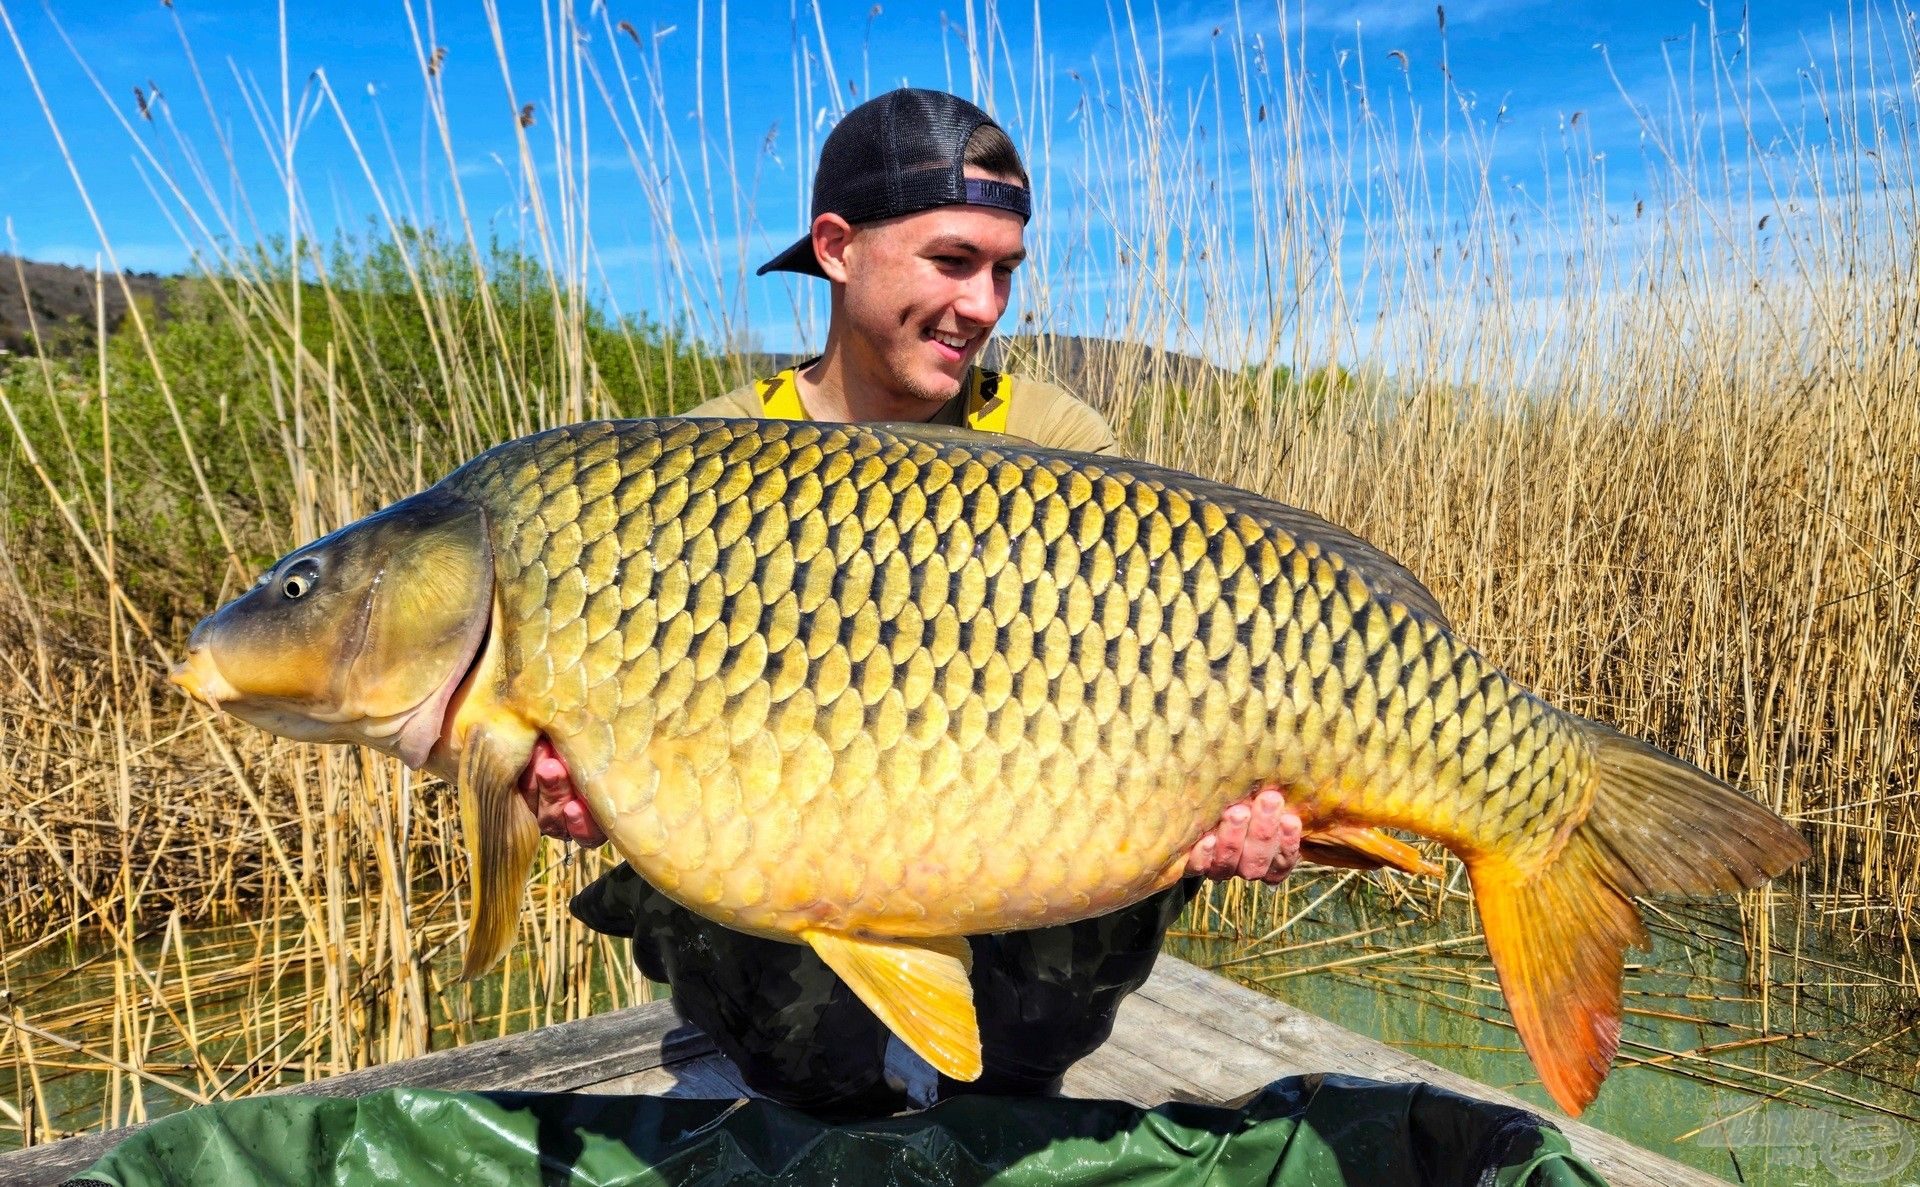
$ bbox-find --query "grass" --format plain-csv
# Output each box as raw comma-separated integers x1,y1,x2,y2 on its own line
2,0,1917,1153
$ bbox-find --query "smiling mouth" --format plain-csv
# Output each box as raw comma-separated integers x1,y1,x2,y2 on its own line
927,329,975,360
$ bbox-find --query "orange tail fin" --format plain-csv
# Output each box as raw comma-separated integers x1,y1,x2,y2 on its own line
1301,824,1442,878
1469,721,1809,1115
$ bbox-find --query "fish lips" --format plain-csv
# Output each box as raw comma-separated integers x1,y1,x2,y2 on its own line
168,645,238,712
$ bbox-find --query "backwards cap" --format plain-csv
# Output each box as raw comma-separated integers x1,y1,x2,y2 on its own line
757,88,1031,278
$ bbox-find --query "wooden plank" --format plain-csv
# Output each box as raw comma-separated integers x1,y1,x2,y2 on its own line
1061,1040,1191,1105
573,958,1732,1187
289,1010,712,1097
1135,957,1731,1186
587,1052,755,1099
1073,1000,1243,1104
1096,989,1308,1101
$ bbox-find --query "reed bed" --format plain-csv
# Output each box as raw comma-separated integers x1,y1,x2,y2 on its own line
1,0,1917,1151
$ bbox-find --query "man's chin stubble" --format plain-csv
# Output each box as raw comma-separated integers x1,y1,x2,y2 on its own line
899,375,964,407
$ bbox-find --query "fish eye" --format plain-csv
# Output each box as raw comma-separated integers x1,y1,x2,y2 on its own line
280,560,320,600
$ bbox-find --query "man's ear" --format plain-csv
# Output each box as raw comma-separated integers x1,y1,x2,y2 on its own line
811,213,856,283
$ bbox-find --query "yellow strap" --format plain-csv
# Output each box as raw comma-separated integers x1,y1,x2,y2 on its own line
964,369,1013,433
758,365,1014,429
756,367,808,420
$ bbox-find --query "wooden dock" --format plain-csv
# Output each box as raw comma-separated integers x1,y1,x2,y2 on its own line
0,956,1727,1185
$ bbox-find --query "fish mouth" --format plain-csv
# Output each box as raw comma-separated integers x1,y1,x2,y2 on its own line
168,648,238,713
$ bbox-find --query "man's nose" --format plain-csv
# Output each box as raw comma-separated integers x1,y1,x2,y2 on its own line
952,267,1004,325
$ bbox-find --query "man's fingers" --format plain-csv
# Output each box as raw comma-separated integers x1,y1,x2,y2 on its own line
530,770,572,839
1183,784,1307,885
563,799,608,847
1264,809,1304,885
1237,789,1285,880
508,738,604,844
531,748,570,784
1198,803,1251,878
535,770,576,804
1277,810,1302,843
541,798,604,845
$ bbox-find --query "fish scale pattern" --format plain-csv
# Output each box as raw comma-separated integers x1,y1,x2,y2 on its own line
446,418,1594,938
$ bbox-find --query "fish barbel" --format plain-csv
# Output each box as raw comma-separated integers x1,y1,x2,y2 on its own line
169,418,1808,1114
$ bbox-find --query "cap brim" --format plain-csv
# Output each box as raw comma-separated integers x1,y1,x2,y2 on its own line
755,233,827,278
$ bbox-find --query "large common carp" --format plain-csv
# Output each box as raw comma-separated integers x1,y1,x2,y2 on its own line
171,418,1807,1114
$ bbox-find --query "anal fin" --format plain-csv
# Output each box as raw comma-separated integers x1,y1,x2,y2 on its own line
803,930,982,1082
1301,824,1443,878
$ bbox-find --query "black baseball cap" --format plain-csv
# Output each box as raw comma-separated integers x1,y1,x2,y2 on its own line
757,88,1032,278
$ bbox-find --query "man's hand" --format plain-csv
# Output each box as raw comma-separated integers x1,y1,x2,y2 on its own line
515,737,608,847
1186,785,1301,884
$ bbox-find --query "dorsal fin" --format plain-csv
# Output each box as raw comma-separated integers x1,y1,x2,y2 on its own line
862,422,1452,631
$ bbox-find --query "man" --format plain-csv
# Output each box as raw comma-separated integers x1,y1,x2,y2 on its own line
531,88,1303,1118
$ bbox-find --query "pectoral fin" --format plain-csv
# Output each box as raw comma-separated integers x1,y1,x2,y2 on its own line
1301,824,1442,878
457,726,542,979
802,930,982,1082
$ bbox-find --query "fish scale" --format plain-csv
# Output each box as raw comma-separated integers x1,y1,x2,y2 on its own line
174,413,1809,1113
448,418,1567,932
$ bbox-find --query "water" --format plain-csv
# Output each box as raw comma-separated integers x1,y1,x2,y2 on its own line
0,908,653,1150
7,885,1916,1184
1173,877,1920,1186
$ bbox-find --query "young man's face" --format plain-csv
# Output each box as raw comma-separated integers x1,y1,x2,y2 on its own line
834,168,1027,407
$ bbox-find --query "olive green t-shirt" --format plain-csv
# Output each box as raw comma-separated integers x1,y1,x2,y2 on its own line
685,362,1117,455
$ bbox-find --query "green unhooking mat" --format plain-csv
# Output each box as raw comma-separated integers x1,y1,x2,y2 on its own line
72,1074,1607,1186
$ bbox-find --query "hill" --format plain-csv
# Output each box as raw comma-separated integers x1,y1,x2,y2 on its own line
0,255,170,358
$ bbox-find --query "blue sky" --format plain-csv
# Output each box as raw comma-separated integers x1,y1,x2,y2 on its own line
0,0,1882,357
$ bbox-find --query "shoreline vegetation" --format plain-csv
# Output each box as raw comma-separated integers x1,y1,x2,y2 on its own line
1,0,1916,1160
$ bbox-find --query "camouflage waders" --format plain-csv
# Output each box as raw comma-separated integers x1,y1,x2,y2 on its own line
571,865,1201,1119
